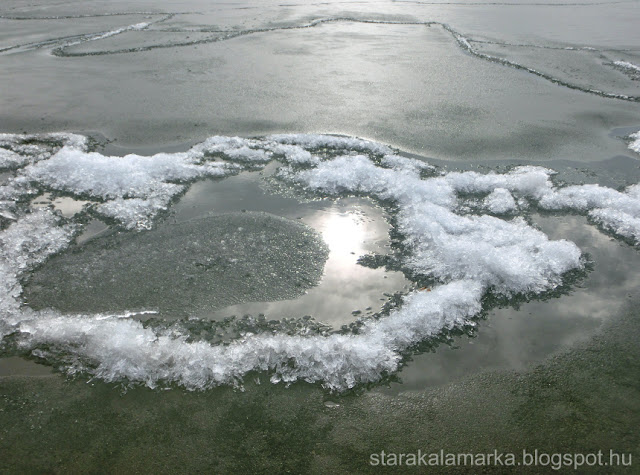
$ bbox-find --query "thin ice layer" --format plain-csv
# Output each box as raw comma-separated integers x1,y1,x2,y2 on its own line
24,212,330,317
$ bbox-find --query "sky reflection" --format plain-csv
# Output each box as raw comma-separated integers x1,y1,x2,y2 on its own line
189,173,411,327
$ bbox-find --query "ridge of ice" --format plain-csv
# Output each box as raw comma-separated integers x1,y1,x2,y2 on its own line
614,60,640,74
16,280,481,391
629,131,640,155
268,133,394,155
63,22,151,49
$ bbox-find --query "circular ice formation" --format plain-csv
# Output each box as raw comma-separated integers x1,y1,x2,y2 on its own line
1,132,640,391
23,212,329,318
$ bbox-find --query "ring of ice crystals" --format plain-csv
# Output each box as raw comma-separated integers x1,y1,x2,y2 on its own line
1,131,639,391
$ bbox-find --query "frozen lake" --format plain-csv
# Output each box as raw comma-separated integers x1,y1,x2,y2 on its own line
1,0,639,472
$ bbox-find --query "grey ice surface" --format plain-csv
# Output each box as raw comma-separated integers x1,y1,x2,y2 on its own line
0,0,639,163
24,211,329,318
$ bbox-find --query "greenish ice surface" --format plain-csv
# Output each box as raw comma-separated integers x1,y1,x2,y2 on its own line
1,0,640,473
